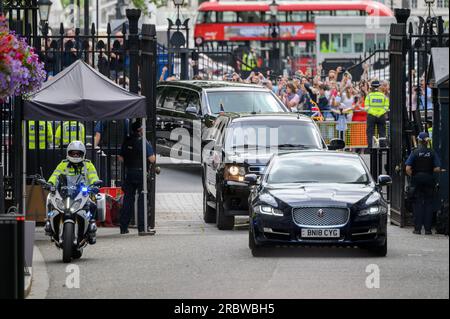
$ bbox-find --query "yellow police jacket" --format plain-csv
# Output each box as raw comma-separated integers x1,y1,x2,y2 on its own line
242,53,257,71
48,159,99,186
27,121,53,150
365,91,390,117
55,121,86,146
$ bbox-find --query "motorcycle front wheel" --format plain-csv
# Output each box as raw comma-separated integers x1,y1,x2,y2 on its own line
62,222,75,263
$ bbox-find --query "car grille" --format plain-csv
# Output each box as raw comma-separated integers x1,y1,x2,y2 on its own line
292,207,350,227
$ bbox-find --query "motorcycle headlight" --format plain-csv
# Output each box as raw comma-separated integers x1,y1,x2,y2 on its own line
359,206,380,216
54,198,65,211
70,199,83,212
256,205,284,217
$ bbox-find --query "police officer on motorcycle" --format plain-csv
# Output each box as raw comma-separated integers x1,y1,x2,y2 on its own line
45,141,100,244
405,132,442,235
118,121,156,235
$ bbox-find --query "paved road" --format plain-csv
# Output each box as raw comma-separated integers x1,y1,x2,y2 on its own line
31,165,449,299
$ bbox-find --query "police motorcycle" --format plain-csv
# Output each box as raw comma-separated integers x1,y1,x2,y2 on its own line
35,174,104,263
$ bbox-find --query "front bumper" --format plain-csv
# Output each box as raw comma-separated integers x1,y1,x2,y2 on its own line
251,212,387,246
222,180,250,216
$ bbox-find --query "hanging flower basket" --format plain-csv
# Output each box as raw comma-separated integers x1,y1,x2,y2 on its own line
0,16,46,101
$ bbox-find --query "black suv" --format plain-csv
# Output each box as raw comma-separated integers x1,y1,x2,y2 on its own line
156,81,288,161
202,113,344,230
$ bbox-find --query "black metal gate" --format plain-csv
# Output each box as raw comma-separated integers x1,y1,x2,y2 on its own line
388,9,448,226
1,7,158,228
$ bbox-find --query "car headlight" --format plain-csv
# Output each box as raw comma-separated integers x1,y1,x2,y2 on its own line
224,165,246,182
70,199,83,212
256,205,284,217
365,192,381,206
359,206,381,216
54,198,65,211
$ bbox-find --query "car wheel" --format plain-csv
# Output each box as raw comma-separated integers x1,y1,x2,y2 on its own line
249,226,265,257
368,238,387,257
216,188,234,230
203,190,216,224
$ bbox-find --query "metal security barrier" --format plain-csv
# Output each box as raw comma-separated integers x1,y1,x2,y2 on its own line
315,121,391,149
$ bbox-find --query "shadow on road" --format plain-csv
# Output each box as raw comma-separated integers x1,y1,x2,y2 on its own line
248,246,381,258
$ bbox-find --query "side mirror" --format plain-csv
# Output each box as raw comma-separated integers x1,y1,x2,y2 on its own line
328,138,346,150
377,175,392,187
186,106,198,115
244,174,258,186
93,180,103,187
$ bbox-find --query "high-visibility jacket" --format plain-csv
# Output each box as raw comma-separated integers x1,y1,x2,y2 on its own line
242,52,257,71
365,91,390,118
55,121,85,145
27,121,53,150
428,127,433,148
48,159,99,186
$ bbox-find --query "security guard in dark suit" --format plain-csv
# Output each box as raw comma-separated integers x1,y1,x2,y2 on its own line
405,132,442,235
118,121,156,235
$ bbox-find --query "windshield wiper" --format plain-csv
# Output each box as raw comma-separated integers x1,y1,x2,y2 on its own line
231,144,259,149
291,181,320,183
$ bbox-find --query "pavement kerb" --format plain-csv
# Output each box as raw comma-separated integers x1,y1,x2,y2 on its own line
26,245,49,299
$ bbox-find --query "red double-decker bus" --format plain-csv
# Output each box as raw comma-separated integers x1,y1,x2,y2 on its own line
194,0,393,45
194,1,393,74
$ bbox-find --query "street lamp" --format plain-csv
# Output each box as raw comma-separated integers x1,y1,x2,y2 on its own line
269,0,280,72
424,0,435,17
37,0,53,24
269,0,279,17
167,0,189,79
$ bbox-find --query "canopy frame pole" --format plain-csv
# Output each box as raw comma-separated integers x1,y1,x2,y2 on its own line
22,120,27,216
142,118,148,233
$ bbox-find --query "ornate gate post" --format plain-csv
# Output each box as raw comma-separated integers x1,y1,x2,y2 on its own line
388,9,410,227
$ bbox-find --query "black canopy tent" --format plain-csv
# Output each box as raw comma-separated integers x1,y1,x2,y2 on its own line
22,60,151,231
24,60,146,120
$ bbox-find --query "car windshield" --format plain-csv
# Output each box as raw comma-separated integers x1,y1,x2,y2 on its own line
207,91,285,114
266,155,370,184
224,121,324,151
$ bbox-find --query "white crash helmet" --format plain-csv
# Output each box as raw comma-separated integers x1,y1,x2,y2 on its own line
66,141,86,164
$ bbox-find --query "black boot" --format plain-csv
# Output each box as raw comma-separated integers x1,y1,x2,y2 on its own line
88,220,97,245
44,220,53,236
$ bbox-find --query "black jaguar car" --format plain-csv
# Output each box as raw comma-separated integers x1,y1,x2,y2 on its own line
246,151,391,257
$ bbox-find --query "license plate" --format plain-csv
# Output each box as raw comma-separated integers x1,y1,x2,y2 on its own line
301,229,340,238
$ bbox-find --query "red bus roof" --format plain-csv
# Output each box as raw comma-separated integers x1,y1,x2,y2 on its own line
198,1,393,16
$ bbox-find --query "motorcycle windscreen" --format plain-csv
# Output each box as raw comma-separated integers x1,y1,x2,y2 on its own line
56,174,87,200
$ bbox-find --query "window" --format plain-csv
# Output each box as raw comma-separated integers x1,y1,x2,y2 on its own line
197,11,217,23
334,10,361,16
311,10,332,17
411,0,418,9
288,11,307,22
331,34,341,53
343,34,352,53
238,11,261,23
376,34,387,49
225,121,324,151
264,11,287,22
365,33,376,51
354,33,364,53
266,155,369,185
162,87,180,110
187,92,201,114
207,91,285,114
217,11,238,23
319,34,330,53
